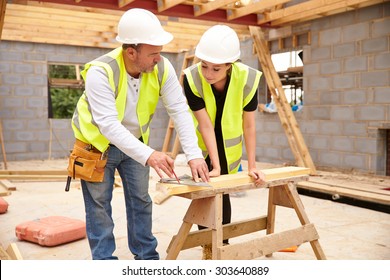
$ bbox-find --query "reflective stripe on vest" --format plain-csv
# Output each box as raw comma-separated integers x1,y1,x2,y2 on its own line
184,62,262,173
72,47,168,152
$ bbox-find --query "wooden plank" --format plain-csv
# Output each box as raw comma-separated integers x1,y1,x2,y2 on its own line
0,246,11,260
0,179,16,191
220,223,319,259
167,216,268,251
227,0,291,21
194,0,236,17
297,181,390,205
157,0,187,12
0,182,11,196
0,0,6,40
309,176,390,195
154,167,310,204
271,0,385,26
6,243,23,260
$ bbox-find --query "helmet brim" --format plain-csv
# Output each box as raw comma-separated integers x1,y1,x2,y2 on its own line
116,31,173,46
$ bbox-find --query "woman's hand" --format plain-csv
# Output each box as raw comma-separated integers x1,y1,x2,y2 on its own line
248,168,266,185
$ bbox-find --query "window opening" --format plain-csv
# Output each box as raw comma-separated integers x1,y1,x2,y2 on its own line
48,63,84,119
260,50,303,113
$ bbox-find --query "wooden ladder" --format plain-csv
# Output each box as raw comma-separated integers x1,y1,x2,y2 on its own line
249,26,317,175
0,120,7,170
162,52,196,159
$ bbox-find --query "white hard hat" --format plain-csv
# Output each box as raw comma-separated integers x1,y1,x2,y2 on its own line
195,25,240,64
116,8,173,46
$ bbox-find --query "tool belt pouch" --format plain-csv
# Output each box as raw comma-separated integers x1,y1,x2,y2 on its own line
67,141,107,182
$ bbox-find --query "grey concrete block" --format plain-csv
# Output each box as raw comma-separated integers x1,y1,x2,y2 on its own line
334,43,356,58
15,131,36,141
25,75,47,86
331,137,354,152
319,151,341,166
342,89,367,104
333,74,355,89
256,134,272,145
355,138,378,154
360,71,389,87
300,121,320,134
264,147,280,159
14,86,34,96
331,106,355,121
357,105,386,121
344,56,368,72
308,76,331,91
0,62,10,73
344,122,367,137
357,4,383,22
2,74,23,85
308,106,330,120
14,64,34,74
319,91,341,105
362,37,388,54
374,52,390,70
343,154,367,170
16,109,36,119
0,85,11,95
320,121,342,135
27,97,47,108
320,61,341,75
0,51,24,62
29,142,48,153
374,88,390,103
309,136,329,150
303,64,319,76
3,97,24,108
4,142,28,153
264,121,283,133
372,17,390,37
343,22,369,42
25,53,47,62
311,46,331,61
319,28,341,46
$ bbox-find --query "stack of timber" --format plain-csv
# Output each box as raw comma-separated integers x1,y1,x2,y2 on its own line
297,172,390,213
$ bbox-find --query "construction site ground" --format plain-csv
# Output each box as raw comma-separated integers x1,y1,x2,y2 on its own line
0,157,389,261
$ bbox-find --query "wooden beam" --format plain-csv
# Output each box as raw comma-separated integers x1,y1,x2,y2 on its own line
220,223,319,259
258,0,385,26
157,0,186,12
227,0,291,21
117,0,136,8
153,166,310,204
0,0,6,40
194,0,236,17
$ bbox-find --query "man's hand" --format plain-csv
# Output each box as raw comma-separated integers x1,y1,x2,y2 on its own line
147,151,175,179
188,158,210,183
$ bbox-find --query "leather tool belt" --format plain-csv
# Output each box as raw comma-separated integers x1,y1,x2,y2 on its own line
66,139,109,184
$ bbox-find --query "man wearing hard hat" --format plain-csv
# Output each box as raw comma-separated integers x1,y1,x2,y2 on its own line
71,8,209,260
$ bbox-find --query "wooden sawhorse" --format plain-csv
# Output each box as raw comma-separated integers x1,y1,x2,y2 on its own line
162,167,326,260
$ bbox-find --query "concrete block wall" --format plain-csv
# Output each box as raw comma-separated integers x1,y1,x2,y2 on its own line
0,42,180,162
254,3,390,175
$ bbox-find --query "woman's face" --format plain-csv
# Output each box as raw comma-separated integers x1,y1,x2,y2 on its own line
200,61,231,85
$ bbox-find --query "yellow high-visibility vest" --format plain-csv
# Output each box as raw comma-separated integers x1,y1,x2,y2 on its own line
184,62,262,173
72,47,169,152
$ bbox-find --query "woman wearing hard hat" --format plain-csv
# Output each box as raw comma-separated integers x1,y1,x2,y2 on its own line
71,8,209,260
183,25,266,259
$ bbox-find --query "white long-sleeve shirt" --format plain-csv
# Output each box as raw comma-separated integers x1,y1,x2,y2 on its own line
84,60,202,166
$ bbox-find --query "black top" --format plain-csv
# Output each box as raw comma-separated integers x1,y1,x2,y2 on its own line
183,74,258,174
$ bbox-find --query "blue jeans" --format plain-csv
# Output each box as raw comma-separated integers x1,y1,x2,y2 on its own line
80,145,159,260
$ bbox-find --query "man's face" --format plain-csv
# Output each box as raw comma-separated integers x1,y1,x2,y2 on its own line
133,44,163,73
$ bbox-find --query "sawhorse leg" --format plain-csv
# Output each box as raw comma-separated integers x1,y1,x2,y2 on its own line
166,194,223,260
265,182,326,259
